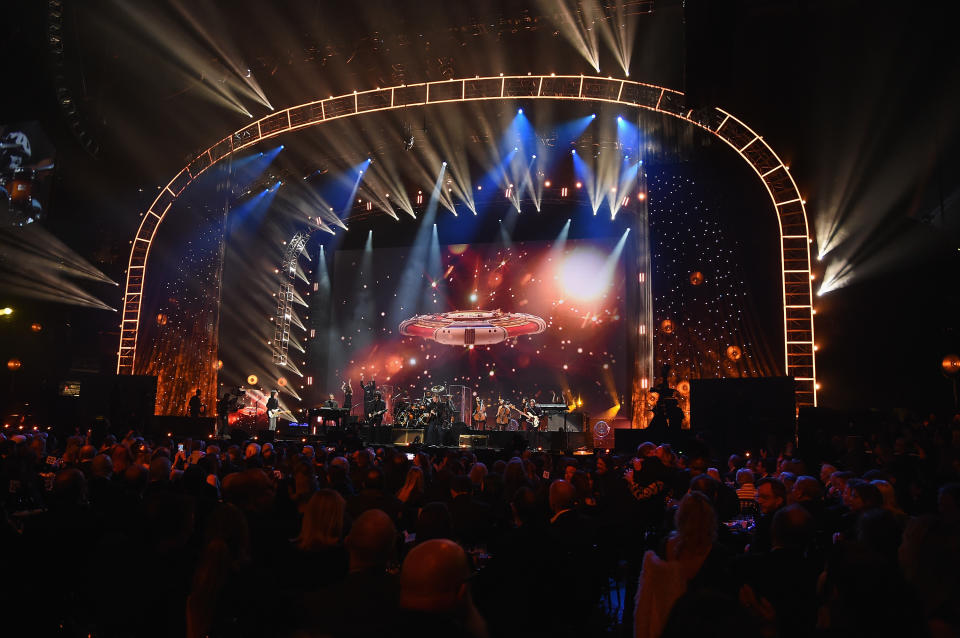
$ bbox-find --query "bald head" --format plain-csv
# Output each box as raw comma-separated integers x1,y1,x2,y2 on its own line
53,468,87,507
91,454,113,479
345,509,397,571
549,479,576,514
400,539,471,613
149,456,171,483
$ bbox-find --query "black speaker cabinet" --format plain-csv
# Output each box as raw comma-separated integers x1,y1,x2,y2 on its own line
689,377,796,452
393,429,424,445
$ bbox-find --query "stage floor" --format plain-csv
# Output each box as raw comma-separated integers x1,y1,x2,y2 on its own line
269,425,590,453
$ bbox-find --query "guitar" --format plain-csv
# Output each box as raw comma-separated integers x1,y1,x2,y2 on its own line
367,408,387,419
510,405,540,429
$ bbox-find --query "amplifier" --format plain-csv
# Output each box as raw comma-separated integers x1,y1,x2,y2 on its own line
393,429,423,445
459,434,488,449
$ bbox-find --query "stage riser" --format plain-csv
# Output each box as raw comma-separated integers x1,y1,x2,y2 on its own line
273,426,588,453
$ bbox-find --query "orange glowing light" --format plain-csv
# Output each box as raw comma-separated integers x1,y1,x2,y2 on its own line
7,358,22,371
277,377,288,387
247,374,259,385
689,271,704,286
30,323,43,333
726,345,743,362
943,354,960,376
660,319,675,334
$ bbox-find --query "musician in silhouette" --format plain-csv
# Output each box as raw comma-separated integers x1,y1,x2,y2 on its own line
367,391,387,428
649,365,684,430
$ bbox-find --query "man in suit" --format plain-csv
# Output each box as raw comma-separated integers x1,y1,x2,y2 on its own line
299,509,400,636
425,393,444,446
266,390,280,431
448,475,491,547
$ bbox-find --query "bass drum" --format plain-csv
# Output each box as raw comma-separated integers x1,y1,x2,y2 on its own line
505,418,519,431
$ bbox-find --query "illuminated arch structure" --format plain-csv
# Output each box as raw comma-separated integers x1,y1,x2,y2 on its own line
119,75,818,408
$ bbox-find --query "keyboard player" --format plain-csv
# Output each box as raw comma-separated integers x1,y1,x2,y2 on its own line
315,394,345,432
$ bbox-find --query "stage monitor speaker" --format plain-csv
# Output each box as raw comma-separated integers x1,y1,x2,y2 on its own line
55,374,157,434
279,421,310,438
689,377,796,452
564,432,586,450
393,429,423,445
543,412,585,432
459,434,488,449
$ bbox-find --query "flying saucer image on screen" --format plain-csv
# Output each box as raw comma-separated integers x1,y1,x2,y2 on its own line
399,310,547,346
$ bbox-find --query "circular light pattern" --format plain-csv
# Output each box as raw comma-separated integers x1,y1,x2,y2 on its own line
247,374,259,385
30,323,43,333
726,345,743,362
156,313,168,326
689,271,704,286
593,420,610,438
660,319,675,334
676,380,690,396
943,354,960,376
277,377,288,387
7,358,22,371
214,360,223,370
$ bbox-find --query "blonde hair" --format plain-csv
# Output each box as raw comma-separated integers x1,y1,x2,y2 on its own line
672,491,717,556
397,466,425,503
296,489,346,550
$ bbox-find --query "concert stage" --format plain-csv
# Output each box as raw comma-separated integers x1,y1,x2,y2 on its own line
121,74,817,431
252,424,591,454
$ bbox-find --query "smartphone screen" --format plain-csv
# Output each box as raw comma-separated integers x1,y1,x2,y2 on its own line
177,443,184,452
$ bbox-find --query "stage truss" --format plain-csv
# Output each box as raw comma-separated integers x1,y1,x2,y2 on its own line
271,231,311,375
118,74,818,408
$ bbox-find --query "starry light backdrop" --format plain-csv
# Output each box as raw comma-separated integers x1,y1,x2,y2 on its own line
135,182,227,416
326,240,628,421
648,166,779,423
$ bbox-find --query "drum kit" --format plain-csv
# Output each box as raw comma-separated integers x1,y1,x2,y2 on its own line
392,384,456,428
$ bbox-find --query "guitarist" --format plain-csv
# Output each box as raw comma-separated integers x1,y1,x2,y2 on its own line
473,397,487,430
266,390,280,431
367,391,387,428
523,397,543,431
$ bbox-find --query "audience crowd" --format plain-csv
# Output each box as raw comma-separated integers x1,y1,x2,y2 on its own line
2,411,959,637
